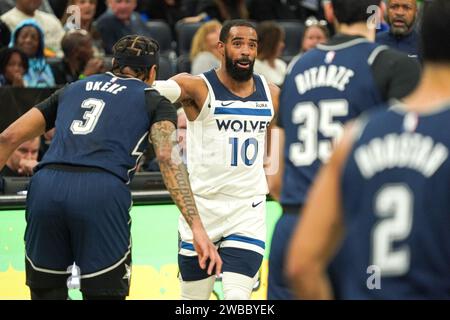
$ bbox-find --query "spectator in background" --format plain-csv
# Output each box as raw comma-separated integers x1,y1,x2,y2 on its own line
0,47,28,87
9,19,55,87
249,0,325,22
300,18,329,53
61,0,104,56
139,0,189,33
0,137,40,177
47,0,107,20
1,0,65,57
51,30,104,85
95,0,153,54
190,20,221,75
254,21,287,86
286,16,329,72
376,0,420,59
0,20,11,49
188,0,249,23
284,18,329,88
1,0,56,16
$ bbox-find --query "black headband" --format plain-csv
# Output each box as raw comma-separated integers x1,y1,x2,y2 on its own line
114,51,159,68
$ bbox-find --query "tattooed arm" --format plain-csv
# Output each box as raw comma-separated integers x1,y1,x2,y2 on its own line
150,120,222,276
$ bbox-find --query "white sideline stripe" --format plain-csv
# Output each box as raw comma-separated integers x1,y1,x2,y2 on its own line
26,254,71,275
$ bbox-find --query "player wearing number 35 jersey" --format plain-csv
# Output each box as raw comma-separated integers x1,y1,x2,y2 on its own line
268,0,421,300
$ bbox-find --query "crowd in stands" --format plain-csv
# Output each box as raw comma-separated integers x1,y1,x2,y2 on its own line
0,0,426,180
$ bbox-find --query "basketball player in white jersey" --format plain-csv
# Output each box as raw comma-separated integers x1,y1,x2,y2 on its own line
154,19,280,300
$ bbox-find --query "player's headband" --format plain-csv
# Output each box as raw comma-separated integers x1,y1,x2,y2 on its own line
114,51,159,68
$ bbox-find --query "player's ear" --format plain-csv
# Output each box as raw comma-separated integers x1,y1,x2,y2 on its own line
324,2,335,24
218,41,225,58
146,64,157,85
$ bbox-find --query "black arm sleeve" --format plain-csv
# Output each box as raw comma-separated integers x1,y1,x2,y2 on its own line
371,49,422,101
35,87,66,131
145,89,178,129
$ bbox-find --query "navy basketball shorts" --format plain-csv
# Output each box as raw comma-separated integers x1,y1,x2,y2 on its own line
24,166,132,296
178,195,266,281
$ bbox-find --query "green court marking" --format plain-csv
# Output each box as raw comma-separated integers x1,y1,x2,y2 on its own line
0,202,282,272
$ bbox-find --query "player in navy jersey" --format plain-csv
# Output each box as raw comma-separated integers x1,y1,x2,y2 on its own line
287,0,450,299
0,35,221,300
267,0,421,300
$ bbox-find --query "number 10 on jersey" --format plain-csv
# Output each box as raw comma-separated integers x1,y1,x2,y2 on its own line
229,137,259,167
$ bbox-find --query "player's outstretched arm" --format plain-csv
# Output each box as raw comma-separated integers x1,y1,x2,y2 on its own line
0,108,46,172
150,120,222,276
153,74,208,121
285,123,356,300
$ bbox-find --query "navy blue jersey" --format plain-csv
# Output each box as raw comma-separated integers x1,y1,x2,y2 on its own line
339,103,450,299
36,72,177,183
279,38,386,206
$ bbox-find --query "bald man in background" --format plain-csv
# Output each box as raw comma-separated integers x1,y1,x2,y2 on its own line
0,137,40,177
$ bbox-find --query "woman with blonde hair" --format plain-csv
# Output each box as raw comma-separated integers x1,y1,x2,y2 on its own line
190,20,221,75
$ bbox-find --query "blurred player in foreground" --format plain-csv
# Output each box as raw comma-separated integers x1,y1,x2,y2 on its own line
268,0,421,299
287,0,450,299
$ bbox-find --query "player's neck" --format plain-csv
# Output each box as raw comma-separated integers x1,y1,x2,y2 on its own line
337,22,375,42
403,64,450,113
216,68,255,98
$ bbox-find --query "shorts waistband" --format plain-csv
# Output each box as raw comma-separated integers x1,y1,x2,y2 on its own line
194,193,267,202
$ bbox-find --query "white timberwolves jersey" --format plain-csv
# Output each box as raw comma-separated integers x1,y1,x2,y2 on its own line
186,70,274,199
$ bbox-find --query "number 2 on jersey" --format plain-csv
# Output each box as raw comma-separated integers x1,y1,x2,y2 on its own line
289,99,348,166
372,184,413,276
70,98,105,135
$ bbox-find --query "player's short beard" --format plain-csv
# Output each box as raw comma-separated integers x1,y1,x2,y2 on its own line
225,51,254,82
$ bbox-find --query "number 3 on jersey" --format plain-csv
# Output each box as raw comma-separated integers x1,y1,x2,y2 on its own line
70,98,105,135
289,99,348,166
